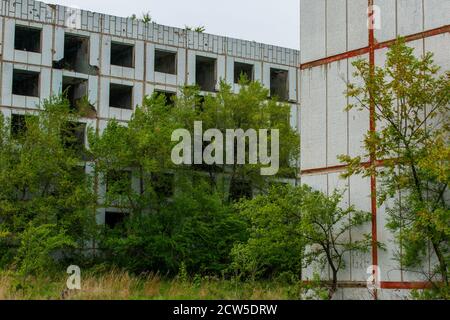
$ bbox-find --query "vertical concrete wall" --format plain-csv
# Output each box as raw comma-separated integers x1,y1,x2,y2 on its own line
300,0,449,299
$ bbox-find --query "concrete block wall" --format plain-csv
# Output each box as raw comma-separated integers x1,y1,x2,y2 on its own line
1,0,300,123
299,0,449,299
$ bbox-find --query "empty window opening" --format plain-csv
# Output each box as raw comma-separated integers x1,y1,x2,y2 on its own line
63,34,90,73
196,56,216,92
107,170,132,195
155,50,177,74
13,69,39,97
105,211,127,229
229,179,252,202
62,76,89,111
234,62,254,83
270,68,289,101
14,25,41,53
109,83,133,109
151,173,175,199
155,90,176,106
11,114,29,138
111,42,134,68
62,122,86,156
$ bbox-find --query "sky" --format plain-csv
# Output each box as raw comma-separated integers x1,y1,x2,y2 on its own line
44,0,300,49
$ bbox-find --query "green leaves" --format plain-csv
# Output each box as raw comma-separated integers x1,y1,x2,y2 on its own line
340,38,450,294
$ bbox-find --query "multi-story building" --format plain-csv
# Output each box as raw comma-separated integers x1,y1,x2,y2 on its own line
0,0,300,241
1,0,448,299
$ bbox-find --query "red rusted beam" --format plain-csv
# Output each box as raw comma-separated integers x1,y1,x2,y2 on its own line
300,25,450,70
380,281,433,290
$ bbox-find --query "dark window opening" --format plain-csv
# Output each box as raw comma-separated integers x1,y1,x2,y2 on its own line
14,25,41,53
111,42,134,68
105,211,127,229
13,69,39,97
62,76,89,111
155,90,176,106
62,122,86,155
196,56,216,92
229,179,252,202
234,62,254,83
270,68,289,101
11,114,29,138
151,173,175,199
107,170,132,195
155,50,177,74
63,34,90,73
109,83,133,109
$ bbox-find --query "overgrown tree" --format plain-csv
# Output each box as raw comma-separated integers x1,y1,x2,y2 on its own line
339,39,450,297
0,96,97,273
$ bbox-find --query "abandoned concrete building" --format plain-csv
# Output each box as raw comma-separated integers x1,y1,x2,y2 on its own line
0,0,448,299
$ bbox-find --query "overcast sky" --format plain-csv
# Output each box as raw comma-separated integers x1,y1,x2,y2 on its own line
44,0,299,49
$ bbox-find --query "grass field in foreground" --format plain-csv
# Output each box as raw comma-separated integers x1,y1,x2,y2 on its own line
0,271,299,300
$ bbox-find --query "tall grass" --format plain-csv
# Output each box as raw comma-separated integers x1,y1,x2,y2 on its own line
0,270,298,300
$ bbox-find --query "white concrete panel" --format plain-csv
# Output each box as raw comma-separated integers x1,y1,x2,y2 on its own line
301,173,327,193
327,60,348,167
186,50,196,86
53,27,65,61
425,33,450,74
328,171,351,282
134,41,145,80
1,63,13,106
326,0,347,56
39,68,51,101
0,17,3,53
99,77,109,118
349,174,372,281
348,54,369,160
424,0,450,30
288,66,297,102
89,32,100,68
300,0,326,63
3,19,15,61
100,35,111,76
88,75,98,110
41,24,53,66
300,66,327,170
377,190,402,282
347,0,369,51
375,0,397,42
397,0,423,36
51,69,63,96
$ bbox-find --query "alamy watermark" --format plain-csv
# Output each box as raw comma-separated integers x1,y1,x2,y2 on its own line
171,121,280,176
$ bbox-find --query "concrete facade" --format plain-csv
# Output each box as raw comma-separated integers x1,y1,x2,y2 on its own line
0,0,300,235
299,0,449,299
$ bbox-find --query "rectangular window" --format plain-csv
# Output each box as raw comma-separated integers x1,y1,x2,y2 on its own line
62,122,86,155
14,25,41,53
12,69,40,97
62,76,89,112
234,62,254,83
63,34,90,73
109,83,133,109
11,114,27,138
111,42,134,68
151,173,175,199
196,56,216,92
270,68,289,101
106,170,132,195
155,90,176,106
154,50,177,74
105,211,127,229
